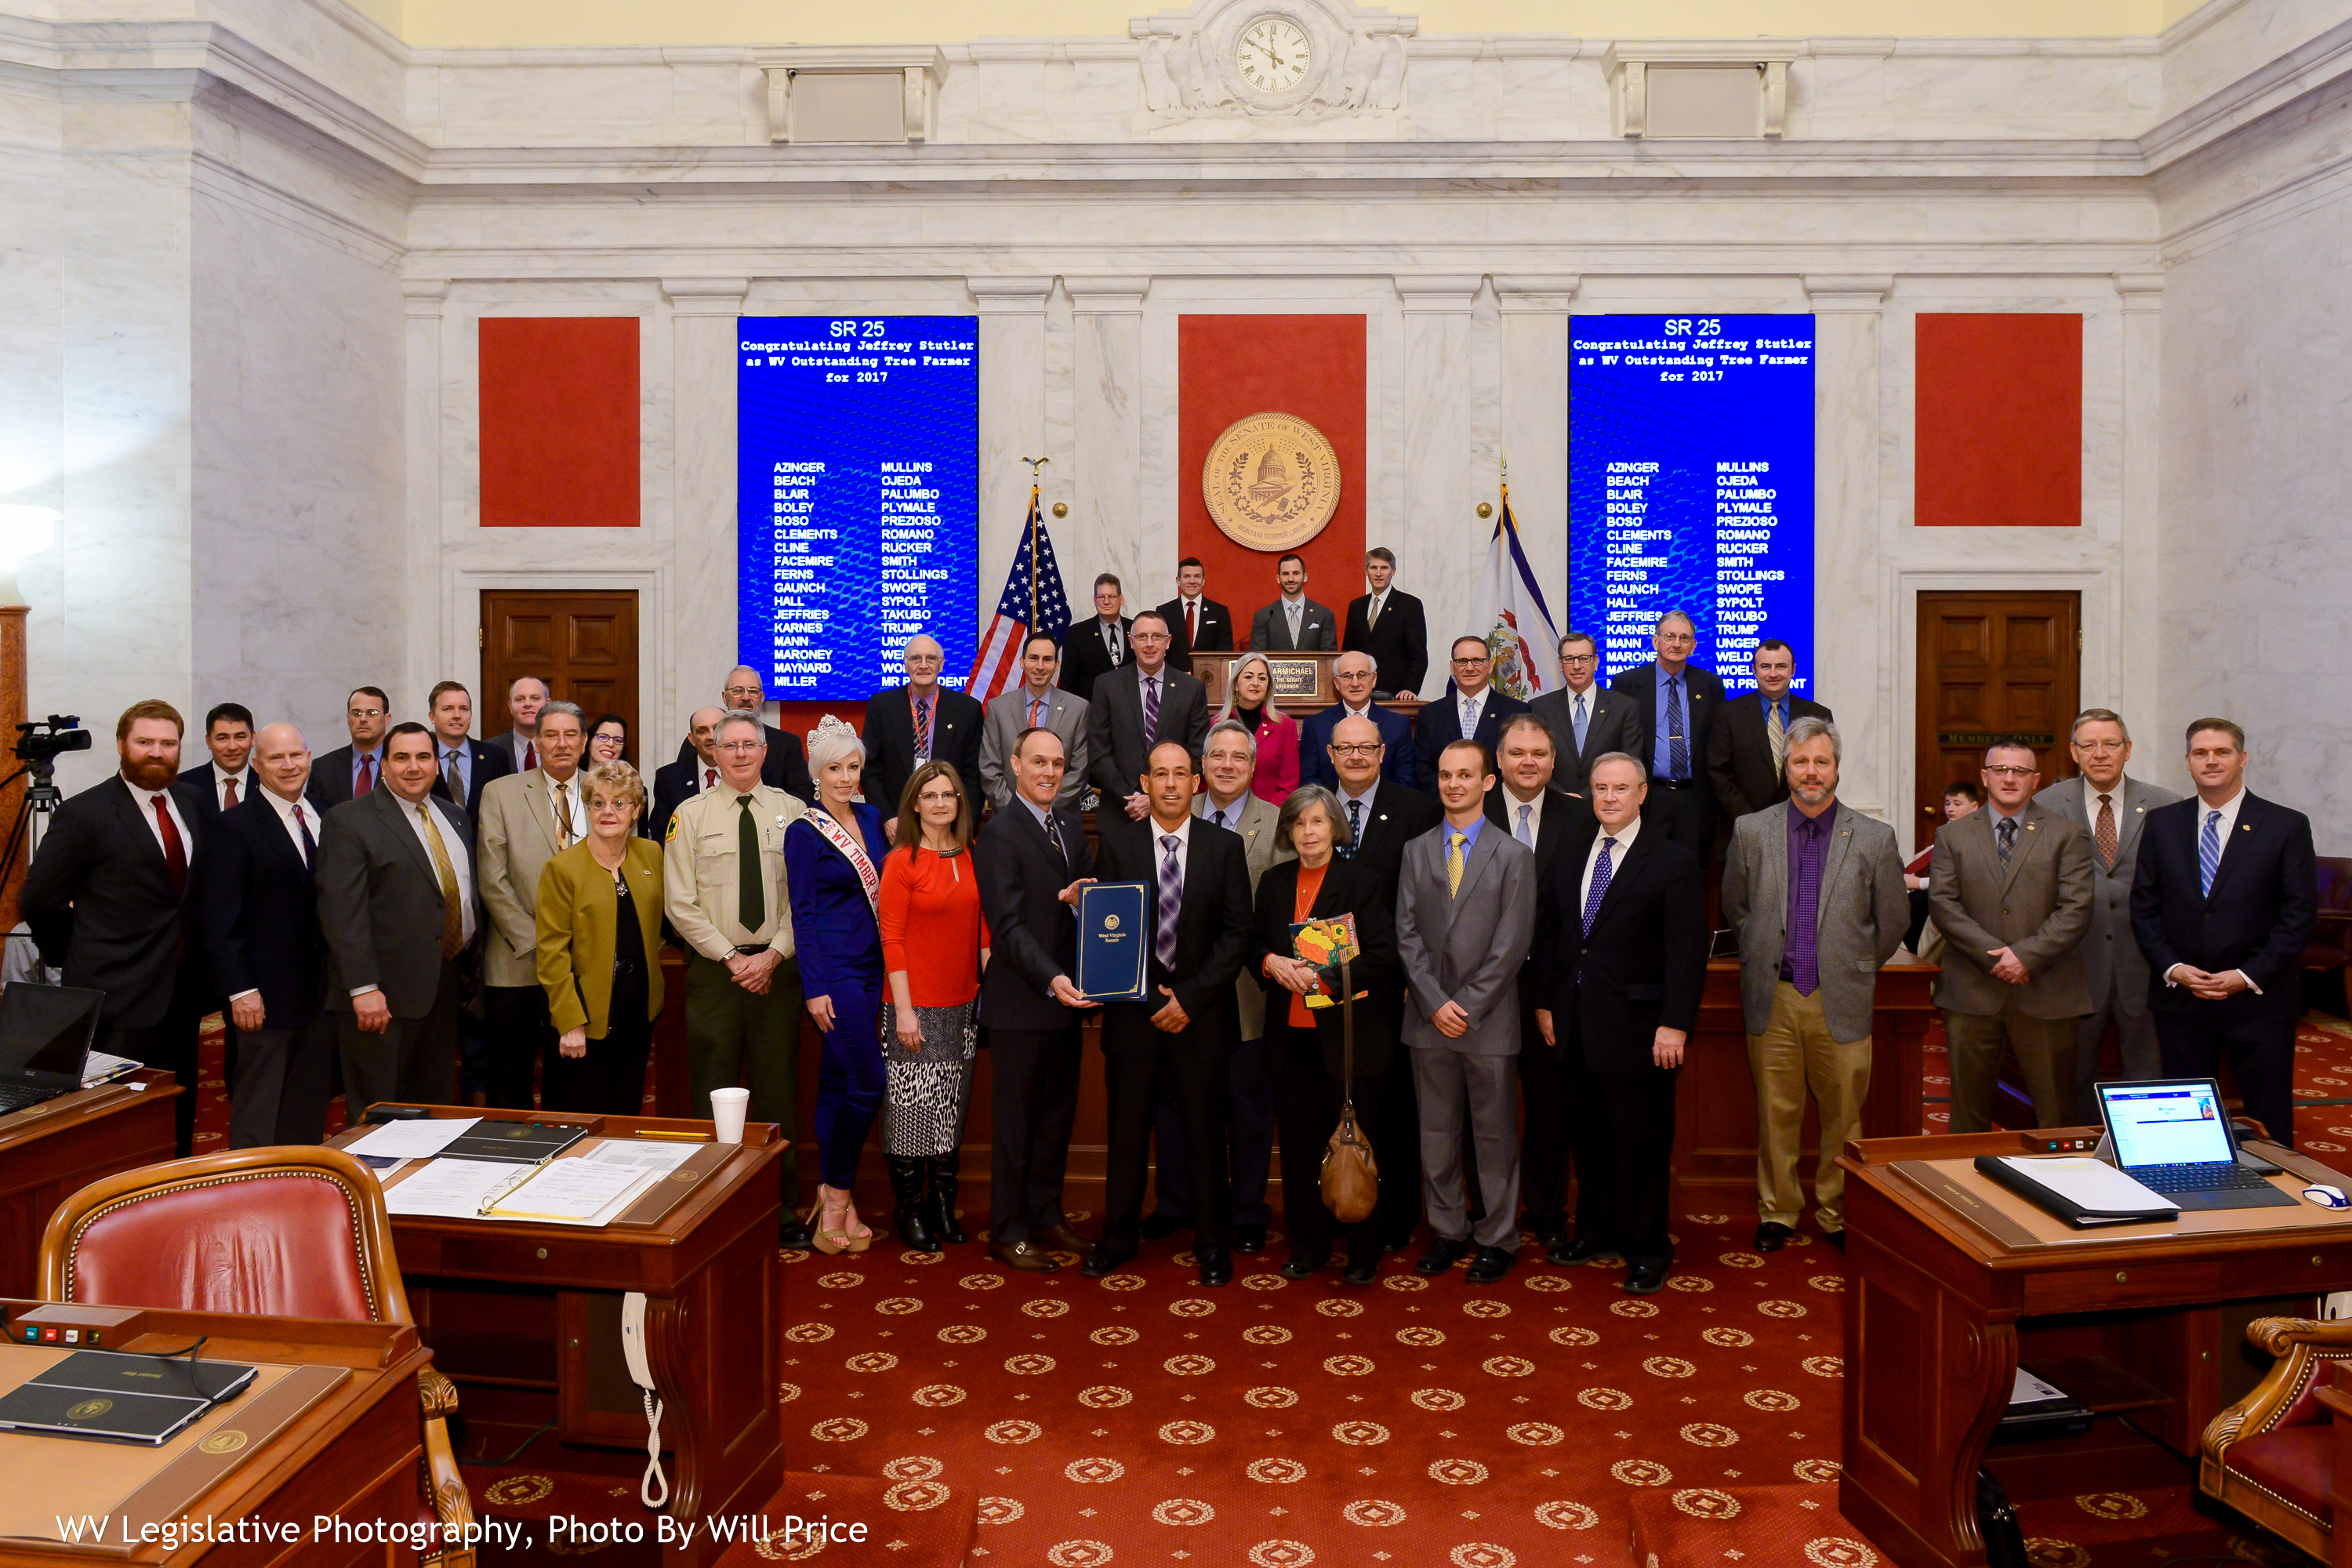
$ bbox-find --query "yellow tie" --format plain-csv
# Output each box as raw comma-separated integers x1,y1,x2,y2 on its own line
1446,829,1467,898
416,802,465,960
554,782,574,848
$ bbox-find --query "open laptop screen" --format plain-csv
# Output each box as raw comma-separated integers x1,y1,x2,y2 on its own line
2097,1081,2235,1168
0,982,103,1082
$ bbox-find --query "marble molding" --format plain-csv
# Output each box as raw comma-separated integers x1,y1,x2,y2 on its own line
1067,278,1151,611
1494,276,1578,665
1803,274,1891,819
970,278,1053,641
1394,276,1483,658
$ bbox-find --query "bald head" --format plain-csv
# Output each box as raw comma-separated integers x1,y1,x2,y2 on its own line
903,635,946,691
1329,713,1385,790
687,706,727,767
1334,650,1377,707
252,722,314,804
722,666,765,710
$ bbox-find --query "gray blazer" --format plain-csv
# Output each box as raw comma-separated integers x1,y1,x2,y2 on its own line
1087,663,1211,798
476,768,577,989
1720,801,1909,1042
1927,800,2096,1019
1395,821,1535,1054
1528,684,1643,797
1197,790,1294,1040
316,788,477,1018
979,687,1090,811
2033,775,2180,1016
1249,597,1338,652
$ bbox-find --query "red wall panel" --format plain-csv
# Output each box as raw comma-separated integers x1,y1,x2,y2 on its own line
1914,313,2082,528
479,317,641,528
1177,316,1367,636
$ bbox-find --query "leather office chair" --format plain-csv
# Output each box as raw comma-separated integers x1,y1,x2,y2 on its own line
2302,856,2352,1015
2199,1315,2352,1564
38,1147,476,1568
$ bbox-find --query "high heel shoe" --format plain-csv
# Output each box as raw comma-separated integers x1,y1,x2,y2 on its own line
811,1185,861,1254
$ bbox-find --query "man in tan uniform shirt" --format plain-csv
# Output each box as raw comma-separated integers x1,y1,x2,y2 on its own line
665,710,809,1242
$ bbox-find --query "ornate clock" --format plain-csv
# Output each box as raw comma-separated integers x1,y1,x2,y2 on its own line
1235,16,1312,95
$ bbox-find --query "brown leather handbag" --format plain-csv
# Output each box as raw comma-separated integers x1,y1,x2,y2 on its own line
1319,952,1380,1223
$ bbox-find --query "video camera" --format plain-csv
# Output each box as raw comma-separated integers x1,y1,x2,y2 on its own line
15,716,90,768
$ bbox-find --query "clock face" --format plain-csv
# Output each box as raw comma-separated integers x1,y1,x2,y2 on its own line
1236,16,1311,94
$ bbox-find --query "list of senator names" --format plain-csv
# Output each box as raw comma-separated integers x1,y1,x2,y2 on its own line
768,461,952,689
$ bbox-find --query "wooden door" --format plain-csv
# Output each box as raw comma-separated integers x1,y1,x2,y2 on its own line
1914,591,2079,850
481,590,640,760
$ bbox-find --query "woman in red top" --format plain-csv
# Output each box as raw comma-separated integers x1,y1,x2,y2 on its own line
1216,652,1300,804
878,760,991,1252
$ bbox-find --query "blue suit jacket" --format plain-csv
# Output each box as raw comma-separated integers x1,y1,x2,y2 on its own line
783,803,892,1003
1300,702,1420,792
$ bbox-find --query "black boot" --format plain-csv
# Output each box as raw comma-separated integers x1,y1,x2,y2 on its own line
927,1152,969,1244
888,1157,938,1252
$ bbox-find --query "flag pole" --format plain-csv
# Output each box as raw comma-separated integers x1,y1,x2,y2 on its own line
1022,456,1049,628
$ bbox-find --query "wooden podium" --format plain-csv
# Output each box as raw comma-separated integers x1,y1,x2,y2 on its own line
1189,650,1425,720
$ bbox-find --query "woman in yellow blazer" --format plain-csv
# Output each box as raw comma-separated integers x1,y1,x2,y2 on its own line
535,760,666,1114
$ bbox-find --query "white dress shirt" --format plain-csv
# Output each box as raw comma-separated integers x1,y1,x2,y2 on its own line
1199,791,1254,832
1149,811,1194,885
125,775,194,862
1579,813,1642,911
401,794,477,946
228,786,321,1006
208,763,253,811
543,770,589,843
1501,785,1548,848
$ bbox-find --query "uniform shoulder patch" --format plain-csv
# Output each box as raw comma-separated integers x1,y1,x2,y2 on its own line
664,812,681,842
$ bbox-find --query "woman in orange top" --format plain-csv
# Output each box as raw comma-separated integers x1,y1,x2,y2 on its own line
878,760,991,1253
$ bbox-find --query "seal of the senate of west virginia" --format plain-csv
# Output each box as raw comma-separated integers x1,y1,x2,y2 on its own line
1202,412,1341,552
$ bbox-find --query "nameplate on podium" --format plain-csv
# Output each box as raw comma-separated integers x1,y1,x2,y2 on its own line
1077,882,1151,1003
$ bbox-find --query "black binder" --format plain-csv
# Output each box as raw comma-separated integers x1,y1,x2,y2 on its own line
1973,1155,2178,1229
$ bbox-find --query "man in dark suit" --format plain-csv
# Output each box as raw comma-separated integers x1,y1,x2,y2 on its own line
1301,652,1420,792
1327,711,1443,1249
1608,610,1727,858
1530,631,1640,797
178,702,255,819
1060,574,1133,704
1414,636,1529,784
972,726,1098,1273
1708,640,1833,825
1088,611,1210,820
668,670,813,804
424,680,513,821
2130,717,2319,1148
649,706,724,845
1341,546,1428,699
1084,741,1255,1287
21,699,209,1155
1155,557,1234,670
1532,753,1708,1293
194,722,336,1146
862,634,984,825
307,685,391,811
315,721,477,1122
486,675,547,775
1248,553,1338,652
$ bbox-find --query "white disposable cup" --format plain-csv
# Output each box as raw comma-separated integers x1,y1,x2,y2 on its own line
710,1087,750,1145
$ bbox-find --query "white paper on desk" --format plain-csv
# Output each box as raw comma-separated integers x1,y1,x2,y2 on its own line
484,1160,654,1222
345,1116,481,1160
579,1139,699,1174
382,1156,521,1217
1998,1156,2179,1214
81,1050,141,1087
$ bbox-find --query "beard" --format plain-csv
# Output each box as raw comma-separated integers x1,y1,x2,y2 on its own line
122,756,179,791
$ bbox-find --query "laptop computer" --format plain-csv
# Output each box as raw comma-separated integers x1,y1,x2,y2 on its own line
0,982,105,1116
2092,1078,2297,1211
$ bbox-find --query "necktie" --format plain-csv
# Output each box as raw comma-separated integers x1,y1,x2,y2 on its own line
1108,622,1122,664
1997,815,2017,869
2096,793,2118,872
1367,592,1381,629
914,695,931,760
1143,674,1161,739
443,748,465,804
1156,834,1182,967
554,782,574,848
1515,803,1534,848
222,775,239,811
1767,699,1786,778
1788,820,1823,995
416,803,464,960
1213,807,1227,830
1582,836,1616,934
737,796,765,931
1573,692,1588,752
1187,601,1198,645
1446,830,1467,897
356,753,376,795
1666,676,1688,779
1346,798,1362,857
1044,809,1066,868
703,767,717,791
1287,601,1302,644
1461,695,1476,739
523,741,537,772
292,801,315,872
2199,808,2221,898
151,794,188,897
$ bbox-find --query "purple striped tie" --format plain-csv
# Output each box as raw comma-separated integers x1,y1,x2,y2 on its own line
1143,673,1161,739
1156,834,1182,967
1581,836,1617,936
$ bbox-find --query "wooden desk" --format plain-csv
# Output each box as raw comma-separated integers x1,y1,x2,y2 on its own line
0,1073,180,1301
0,1301,436,1566
1838,1129,2352,1568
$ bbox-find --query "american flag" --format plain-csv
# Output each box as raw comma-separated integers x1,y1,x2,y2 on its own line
967,485,1073,702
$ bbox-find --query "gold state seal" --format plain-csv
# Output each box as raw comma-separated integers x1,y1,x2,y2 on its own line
1203,412,1341,552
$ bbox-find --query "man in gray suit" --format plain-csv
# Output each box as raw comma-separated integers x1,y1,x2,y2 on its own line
476,699,590,1109
1396,737,1536,1283
2035,708,2179,1104
1529,630,1641,797
1248,553,1338,652
1720,718,1907,1253
981,633,1090,811
316,721,477,1122
1929,741,2096,1131
1089,611,1210,819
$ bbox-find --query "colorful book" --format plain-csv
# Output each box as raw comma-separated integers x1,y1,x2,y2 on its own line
1290,914,1367,1009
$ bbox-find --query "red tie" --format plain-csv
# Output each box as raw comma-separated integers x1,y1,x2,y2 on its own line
1029,696,1046,728
222,776,238,810
524,741,538,771
356,753,375,794
1188,601,1198,644
151,794,187,896
704,767,717,791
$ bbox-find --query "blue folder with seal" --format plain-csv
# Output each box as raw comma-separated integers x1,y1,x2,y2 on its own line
1077,881,1151,1002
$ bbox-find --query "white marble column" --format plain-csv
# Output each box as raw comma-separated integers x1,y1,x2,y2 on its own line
2114,272,2163,734
1395,275,1484,650
401,280,449,713
1066,277,1151,596
663,278,748,741
1802,274,1893,817
1494,274,1581,639
968,278,1053,635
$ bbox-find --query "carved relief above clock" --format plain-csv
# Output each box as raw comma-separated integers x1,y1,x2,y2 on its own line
1131,0,1414,133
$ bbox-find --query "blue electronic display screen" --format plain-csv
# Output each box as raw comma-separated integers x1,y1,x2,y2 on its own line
1568,314,1816,695
737,316,979,699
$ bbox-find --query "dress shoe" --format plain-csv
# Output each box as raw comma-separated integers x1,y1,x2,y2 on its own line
1279,1254,1330,1280
1464,1246,1515,1284
1546,1236,1623,1266
1139,1213,1189,1240
1525,1217,1570,1250
1754,1221,1796,1253
1233,1223,1267,1254
1821,1229,1846,1252
1032,1221,1087,1255
1080,1243,1138,1278
1196,1247,1234,1287
989,1240,1058,1274
1624,1262,1669,1295
1342,1254,1380,1286
887,1156,938,1253
1415,1236,1468,1276
781,1217,813,1248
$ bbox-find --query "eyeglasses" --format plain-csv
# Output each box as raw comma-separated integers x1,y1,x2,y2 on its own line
1983,764,2036,779
1451,655,1489,667
717,740,764,754
1328,743,1383,757
2074,740,2126,753
1559,653,1597,666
